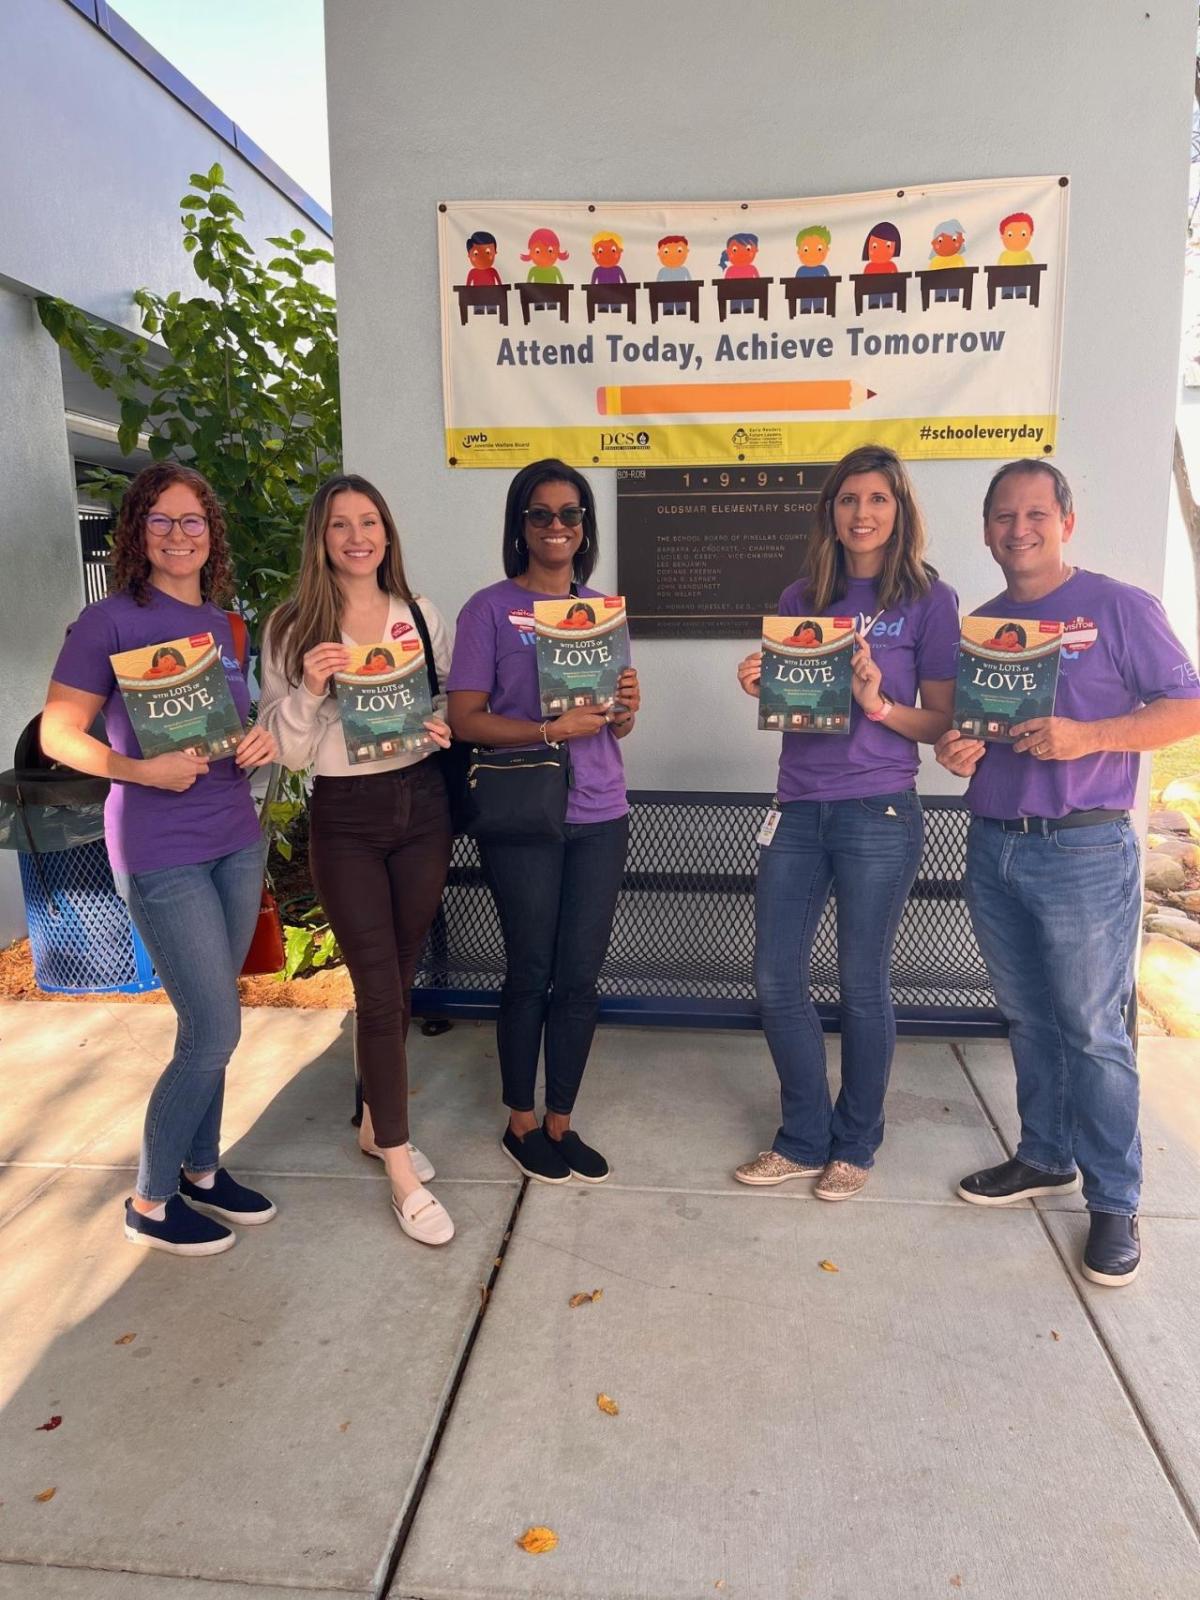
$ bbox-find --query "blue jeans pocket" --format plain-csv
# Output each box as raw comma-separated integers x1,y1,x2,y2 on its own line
1051,822,1128,852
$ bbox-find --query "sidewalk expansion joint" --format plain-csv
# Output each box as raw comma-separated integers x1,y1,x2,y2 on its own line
952,1042,1200,1546
374,1175,529,1600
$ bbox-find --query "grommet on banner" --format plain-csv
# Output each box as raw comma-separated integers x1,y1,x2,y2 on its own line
448,456,458,466
438,203,447,212
1059,176,1069,187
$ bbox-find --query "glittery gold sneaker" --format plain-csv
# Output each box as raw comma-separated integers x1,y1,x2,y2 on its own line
814,1160,870,1202
734,1150,824,1187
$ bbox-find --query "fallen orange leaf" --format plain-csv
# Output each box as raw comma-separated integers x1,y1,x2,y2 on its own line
818,1259,839,1273
949,1578,963,1590
596,1393,619,1416
34,1488,56,1503
338,1421,350,1433
113,1333,136,1346
568,1288,603,1307
516,1525,558,1554
35,1416,62,1432
1051,1330,1061,1342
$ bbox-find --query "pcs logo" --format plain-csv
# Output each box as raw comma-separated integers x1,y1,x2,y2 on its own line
599,430,651,452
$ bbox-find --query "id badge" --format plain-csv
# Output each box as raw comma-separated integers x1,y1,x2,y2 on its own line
757,805,782,847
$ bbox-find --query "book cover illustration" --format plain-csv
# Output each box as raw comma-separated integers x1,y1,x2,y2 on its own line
953,616,1064,742
534,597,631,717
333,639,435,765
111,632,244,760
758,615,856,734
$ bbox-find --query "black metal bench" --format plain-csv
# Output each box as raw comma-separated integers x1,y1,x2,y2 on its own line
412,791,1005,1038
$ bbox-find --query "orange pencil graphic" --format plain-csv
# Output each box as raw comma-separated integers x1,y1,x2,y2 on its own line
596,379,875,416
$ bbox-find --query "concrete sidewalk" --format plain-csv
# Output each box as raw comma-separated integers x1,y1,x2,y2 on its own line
0,1001,1198,1599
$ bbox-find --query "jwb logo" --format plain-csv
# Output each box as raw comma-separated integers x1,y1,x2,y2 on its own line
462,432,488,448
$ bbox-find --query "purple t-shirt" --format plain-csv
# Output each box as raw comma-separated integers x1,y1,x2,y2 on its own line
965,568,1200,819
51,589,260,875
447,579,628,825
775,575,960,803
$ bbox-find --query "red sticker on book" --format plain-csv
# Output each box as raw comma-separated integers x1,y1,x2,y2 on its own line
1038,621,1063,635
603,596,623,608
833,616,854,628
400,638,420,652
188,634,212,647
391,621,413,640
1061,616,1097,650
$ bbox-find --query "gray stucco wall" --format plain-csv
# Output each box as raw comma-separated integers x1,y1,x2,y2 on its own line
325,0,1194,798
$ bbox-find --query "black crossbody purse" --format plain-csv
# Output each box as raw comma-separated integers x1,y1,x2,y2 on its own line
462,740,572,843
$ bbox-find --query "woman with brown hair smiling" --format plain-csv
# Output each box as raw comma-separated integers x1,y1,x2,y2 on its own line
42,463,279,1257
259,473,456,1247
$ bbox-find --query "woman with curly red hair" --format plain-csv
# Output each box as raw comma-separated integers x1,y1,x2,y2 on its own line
40,463,280,1257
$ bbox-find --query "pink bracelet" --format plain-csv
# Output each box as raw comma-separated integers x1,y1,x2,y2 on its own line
864,695,894,723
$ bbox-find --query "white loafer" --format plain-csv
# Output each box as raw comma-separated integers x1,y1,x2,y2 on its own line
391,1186,454,1246
360,1140,436,1182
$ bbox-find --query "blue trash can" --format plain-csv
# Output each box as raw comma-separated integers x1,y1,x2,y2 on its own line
18,840,159,995
1,713,161,996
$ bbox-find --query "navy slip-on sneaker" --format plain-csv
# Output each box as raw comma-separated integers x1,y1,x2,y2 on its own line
124,1195,235,1257
543,1121,610,1184
179,1168,277,1225
1082,1212,1141,1287
500,1126,571,1184
957,1157,1080,1207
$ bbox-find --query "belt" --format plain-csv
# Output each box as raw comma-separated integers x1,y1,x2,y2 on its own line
990,807,1128,835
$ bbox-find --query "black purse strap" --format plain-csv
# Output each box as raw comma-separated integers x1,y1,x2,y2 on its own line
408,597,440,700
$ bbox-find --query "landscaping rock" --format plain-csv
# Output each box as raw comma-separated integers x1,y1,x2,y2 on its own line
1139,934,1200,1037
1175,890,1200,913
1149,808,1194,835
1148,836,1200,869
1144,853,1187,893
1145,916,1200,951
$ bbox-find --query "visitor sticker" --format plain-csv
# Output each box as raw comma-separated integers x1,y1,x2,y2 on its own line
1060,616,1097,652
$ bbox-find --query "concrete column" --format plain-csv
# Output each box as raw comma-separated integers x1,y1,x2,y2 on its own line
0,286,82,944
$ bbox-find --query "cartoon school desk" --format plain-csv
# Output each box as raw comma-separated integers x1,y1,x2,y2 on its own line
644,278,704,324
583,281,639,324
915,266,977,310
850,272,911,314
782,276,841,318
453,283,512,325
710,277,774,321
983,262,1047,308
515,281,574,324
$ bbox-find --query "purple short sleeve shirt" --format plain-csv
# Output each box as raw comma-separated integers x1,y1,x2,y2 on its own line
446,579,628,825
965,568,1200,819
775,575,960,803
51,589,260,875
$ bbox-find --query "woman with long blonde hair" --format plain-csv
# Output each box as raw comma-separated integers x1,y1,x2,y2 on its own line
733,445,959,1202
259,473,456,1246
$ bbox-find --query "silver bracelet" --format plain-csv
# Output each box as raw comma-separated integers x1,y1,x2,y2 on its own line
541,720,556,746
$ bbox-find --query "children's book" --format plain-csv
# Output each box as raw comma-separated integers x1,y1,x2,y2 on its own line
534,597,630,717
333,639,435,765
111,633,243,759
953,616,1063,742
757,615,856,734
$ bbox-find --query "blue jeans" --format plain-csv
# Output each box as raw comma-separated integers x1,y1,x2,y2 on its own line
481,814,628,1115
754,793,924,1167
965,817,1142,1214
115,842,265,1202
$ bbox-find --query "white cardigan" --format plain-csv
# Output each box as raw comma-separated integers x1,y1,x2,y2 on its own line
258,595,453,777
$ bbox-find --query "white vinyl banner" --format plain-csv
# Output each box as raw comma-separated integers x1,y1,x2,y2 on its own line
438,175,1068,468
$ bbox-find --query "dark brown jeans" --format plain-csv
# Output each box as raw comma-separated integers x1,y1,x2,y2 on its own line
309,758,451,1147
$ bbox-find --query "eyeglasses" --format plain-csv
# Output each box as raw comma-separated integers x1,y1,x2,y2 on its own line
524,505,585,529
146,513,209,538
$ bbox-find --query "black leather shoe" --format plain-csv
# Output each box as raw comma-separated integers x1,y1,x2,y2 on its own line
957,1157,1080,1207
500,1125,571,1184
1082,1212,1140,1287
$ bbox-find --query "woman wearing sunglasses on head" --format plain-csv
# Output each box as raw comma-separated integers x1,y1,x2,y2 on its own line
41,464,279,1257
258,474,456,1247
447,459,640,1185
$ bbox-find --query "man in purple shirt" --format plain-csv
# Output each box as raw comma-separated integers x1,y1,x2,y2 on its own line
937,459,1200,1287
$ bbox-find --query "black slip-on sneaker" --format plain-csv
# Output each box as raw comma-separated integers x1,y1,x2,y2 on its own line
1082,1212,1140,1287
500,1125,572,1184
543,1120,609,1184
957,1157,1080,1207
124,1195,235,1257
179,1168,277,1224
